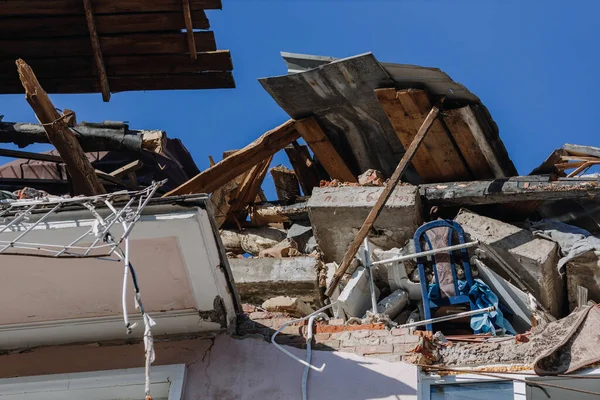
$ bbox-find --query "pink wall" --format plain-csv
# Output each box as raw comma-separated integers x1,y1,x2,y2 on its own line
0,335,418,400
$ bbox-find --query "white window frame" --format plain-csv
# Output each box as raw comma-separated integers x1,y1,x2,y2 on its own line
419,366,600,400
0,364,185,400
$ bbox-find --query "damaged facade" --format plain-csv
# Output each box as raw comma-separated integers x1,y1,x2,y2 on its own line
0,3,599,397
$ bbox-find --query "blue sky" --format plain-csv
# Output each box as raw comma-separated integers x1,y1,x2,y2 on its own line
1,0,598,198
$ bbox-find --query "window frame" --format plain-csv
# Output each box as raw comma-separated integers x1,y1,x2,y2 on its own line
0,364,185,399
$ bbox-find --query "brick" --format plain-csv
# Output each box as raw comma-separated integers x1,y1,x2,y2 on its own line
391,327,410,336
314,333,331,341
279,325,302,335
253,319,273,328
242,304,257,313
276,335,307,346
351,330,372,338
371,329,392,337
393,343,419,354
354,344,394,355
249,311,273,320
270,318,296,329
314,340,340,350
338,347,356,353
342,337,380,347
314,325,346,334
402,353,432,365
329,318,345,326
381,335,422,345
345,323,385,331
330,331,351,341
365,353,403,363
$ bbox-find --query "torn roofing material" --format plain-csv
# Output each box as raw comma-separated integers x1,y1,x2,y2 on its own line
260,52,517,184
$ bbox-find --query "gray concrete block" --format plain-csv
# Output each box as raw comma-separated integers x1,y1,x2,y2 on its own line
229,257,320,304
308,186,422,263
377,289,409,319
566,251,600,311
455,208,563,316
338,267,380,317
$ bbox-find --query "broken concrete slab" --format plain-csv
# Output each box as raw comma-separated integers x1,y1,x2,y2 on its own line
338,267,380,318
377,289,409,319
229,257,320,304
566,251,600,311
308,185,422,263
261,296,314,317
455,208,563,317
286,222,316,253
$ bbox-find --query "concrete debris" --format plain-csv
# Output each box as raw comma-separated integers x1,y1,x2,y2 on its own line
229,257,321,304
358,169,384,186
258,238,302,258
261,296,314,317
338,267,380,318
377,289,409,319
308,185,422,263
372,245,421,300
286,222,316,253
455,208,564,317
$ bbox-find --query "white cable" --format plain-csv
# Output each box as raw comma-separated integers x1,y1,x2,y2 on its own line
302,312,329,400
271,302,336,372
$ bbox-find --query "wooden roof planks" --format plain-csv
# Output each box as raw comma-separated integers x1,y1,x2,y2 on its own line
0,0,232,99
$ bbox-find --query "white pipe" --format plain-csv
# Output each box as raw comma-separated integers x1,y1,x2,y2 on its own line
303,312,328,400
370,240,479,266
399,306,495,329
362,238,378,315
271,303,336,372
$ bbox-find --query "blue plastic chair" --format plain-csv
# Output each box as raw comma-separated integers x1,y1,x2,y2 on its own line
414,220,475,332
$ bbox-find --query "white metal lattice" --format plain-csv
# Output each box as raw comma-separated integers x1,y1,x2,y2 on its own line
0,180,166,399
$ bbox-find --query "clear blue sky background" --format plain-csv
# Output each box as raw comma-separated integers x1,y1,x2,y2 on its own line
0,0,598,198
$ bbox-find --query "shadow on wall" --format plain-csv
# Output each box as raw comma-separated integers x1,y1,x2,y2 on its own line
185,334,418,400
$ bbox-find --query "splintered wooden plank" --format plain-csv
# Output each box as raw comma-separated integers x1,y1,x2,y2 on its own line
0,32,216,58
165,120,299,196
271,165,301,203
295,118,357,183
0,10,209,39
375,88,472,182
284,143,321,195
83,0,111,102
443,105,506,179
0,0,222,16
0,52,233,79
442,106,495,179
0,72,235,94
16,59,105,196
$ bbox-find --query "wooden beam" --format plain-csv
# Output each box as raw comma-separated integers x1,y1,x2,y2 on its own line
0,0,223,16
285,143,321,195
0,10,210,39
421,177,600,206
0,52,233,79
375,88,471,182
109,160,143,178
567,161,600,178
95,169,139,190
164,120,299,196
0,32,217,59
0,148,62,163
182,0,197,61
16,59,106,196
326,105,440,297
230,156,273,212
83,0,110,102
270,165,301,203
295,118,356,183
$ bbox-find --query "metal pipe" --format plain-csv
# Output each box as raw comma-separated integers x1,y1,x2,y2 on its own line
303,312,328,400
399,306,495,329
362,238,378,315
370,240,479,266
